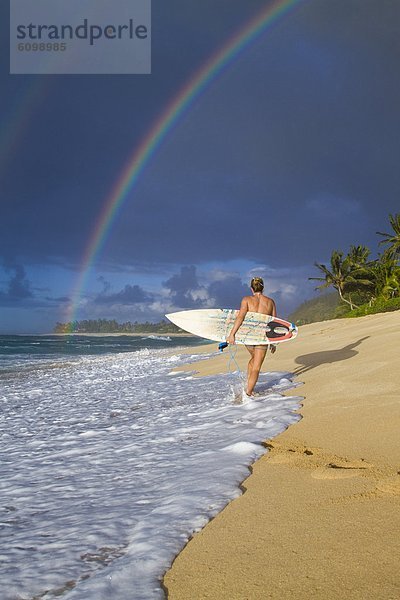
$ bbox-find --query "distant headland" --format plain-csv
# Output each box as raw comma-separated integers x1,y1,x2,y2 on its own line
53,319,183,334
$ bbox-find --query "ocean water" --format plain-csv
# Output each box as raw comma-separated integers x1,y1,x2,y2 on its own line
0,335,302,599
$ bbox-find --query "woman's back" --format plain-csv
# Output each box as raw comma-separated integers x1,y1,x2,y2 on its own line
245,293,275,315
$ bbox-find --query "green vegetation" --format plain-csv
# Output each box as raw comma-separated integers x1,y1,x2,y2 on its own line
376,213,400,260
340,296,400,318
288,292,339,325
306,213,400,322
53,319,184,334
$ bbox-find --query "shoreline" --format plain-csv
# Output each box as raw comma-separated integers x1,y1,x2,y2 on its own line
164,311,400,599
5,332,199,338
1,333,300,598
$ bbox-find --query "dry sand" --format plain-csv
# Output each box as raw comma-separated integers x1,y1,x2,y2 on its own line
164,311,400,600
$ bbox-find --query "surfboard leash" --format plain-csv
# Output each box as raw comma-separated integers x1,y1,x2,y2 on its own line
217,342,244,379
229,346,247,383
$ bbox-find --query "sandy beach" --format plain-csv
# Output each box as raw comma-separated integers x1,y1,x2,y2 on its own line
164,311,400,599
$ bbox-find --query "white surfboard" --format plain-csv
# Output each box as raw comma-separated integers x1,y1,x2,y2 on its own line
166,309,298,345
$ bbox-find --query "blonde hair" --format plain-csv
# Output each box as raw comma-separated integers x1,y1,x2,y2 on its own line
250,277,264,293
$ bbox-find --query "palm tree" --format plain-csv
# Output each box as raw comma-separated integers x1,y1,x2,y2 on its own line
377,213,400,261
372,256,400,300
347,244,370,267
309,250,360,310
345,245,377,304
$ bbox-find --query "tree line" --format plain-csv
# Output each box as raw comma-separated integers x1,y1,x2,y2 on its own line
309,213,400,317
53,319,183,334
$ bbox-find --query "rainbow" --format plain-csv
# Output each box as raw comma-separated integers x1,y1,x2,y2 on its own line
66,0,304,325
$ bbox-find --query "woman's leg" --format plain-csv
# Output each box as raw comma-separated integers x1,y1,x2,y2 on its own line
245,345,255,384
246,346,267,395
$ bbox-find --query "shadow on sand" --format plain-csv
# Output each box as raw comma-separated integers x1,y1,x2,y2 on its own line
293,336,370,376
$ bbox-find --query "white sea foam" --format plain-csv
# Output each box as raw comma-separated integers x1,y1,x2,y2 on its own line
142,335,172,341
0,348,302,599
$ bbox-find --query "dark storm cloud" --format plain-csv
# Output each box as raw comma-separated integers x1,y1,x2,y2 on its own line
0,263,33,305
93,276,154,305
163,265,205,308
1,0,399,271
87,0,400,269
0,0,275,266
207,276,249,308
95,284,153,305
162,267,247,310
85,265,309,321
305,195,362,219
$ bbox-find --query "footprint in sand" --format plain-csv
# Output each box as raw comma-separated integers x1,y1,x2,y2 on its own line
265,444,375,480
375,475,400,495
311,460,371,480
265,446,301,464
312,467,361,480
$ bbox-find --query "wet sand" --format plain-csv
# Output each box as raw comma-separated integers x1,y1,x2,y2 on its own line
164,311,400,599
